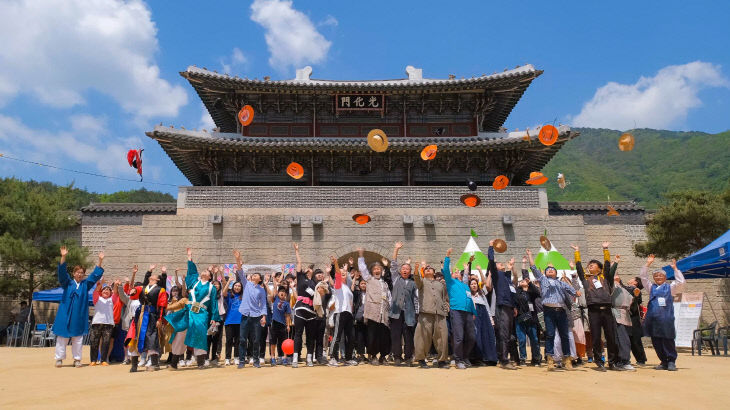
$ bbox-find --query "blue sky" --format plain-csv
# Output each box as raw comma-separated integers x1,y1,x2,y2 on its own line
0,0,728,196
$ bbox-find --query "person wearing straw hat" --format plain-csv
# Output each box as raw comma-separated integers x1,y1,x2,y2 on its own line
639,255,685,371
571,243,619,372
487,240,518,370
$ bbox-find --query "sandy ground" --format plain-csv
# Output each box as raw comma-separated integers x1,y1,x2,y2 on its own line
0,347,728,409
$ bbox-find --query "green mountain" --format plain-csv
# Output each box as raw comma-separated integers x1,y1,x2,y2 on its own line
1,178,175,210
542,128,730,209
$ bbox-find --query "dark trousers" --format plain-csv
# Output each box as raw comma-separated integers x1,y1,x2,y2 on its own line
367,321,390,359
450,310,476,362
330,312,356,361
354,321,367,356
588,306,618,365
314,319,326,360
270,321,287,357
629,314,647,363
224,324,240,360
616,324,632,364
89,323,113,362
238,315,262,363
294,316,317,357
543,307,570,358
494,305,514,364
207,320,223,360
651,337,677,364
258,323,269,359
389,313,415,360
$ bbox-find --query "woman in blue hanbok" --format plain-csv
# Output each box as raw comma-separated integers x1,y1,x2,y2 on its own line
54,246,105,367
166,248,220,368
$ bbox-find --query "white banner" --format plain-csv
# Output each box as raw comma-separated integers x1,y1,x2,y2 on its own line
674,292,703,348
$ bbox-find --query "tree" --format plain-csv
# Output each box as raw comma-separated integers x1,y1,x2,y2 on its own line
0,178,89,303
634,189,730,259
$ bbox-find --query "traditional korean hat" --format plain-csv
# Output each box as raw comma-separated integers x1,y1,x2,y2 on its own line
493,175,509,190
460,193,481,207
526,171,548,185
367,129,389,152
540,235,552,250
618,133,635,151
238,105,254,127
538,125,559,146
607,205,620,216
352,213,372,225
420,144,438,161
286,162,304,179
493,239,508,253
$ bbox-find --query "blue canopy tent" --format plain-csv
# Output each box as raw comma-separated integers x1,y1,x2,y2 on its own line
662,229,730,279
32,287,95,306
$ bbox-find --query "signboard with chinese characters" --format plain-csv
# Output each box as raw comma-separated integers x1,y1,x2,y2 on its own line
335,94,385,116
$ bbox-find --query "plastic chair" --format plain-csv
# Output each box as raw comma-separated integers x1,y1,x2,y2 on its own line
692,321,718,356
717,326,728,356
30,324,47,347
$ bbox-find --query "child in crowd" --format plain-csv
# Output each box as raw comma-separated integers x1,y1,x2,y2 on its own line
268,273,292,366
89,280,119,366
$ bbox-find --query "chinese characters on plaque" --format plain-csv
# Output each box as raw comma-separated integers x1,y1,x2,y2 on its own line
335,94,385,116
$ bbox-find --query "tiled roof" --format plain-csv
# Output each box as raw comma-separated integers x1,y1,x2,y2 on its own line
147,124,573,150
548,201,644,212
81,203,177,213
183,64,539,88
147,126,577,186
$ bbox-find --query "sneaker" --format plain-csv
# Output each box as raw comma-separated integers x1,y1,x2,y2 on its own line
622,364,636,372
587,357,594,363
456,361,467,369
369,358,380,366
122,359,129,365
432,359,438,367
500,362,518,370
595,364,607,372
438,361,450,369
393,358,402,366
101,362,109,366
224,359,231,366
635,361,646,367
307,358,314,367
270,358,276,366
253,361,261,368
346,360,358,366
292,360,298,368
317,356,328,365
186,359,194,367
74,360,82,368
204,359,210,367
667,362,677,371
282,358,290,366
237,363,245,369
55,360,63,368
450,360,456,367
405,359,414,367
90,361,98,367
328,358,339,367
277,357,283,365
418,360,429,369
249,358,254,365
234,358,240,366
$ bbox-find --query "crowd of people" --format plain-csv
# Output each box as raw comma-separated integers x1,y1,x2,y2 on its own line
51,240,685,372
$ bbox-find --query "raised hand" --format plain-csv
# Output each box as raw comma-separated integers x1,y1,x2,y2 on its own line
348,257,354,266
187,248,193,260
381,258,389,267
98,251,105,261
468,254,475,263
233,249,241,260
522,256,528,263
330,255,337,265
292,242,299,252
395,241,403,250
614,255,621,263
671,258,677,270
489,239,495,247
212,266,219,274
325,266,332,275
132,264,138,274
508,257,515,268
570,244,579,252
646,254,655,266
357,247,364,256
149,264,156,272
161,266,167,273
526,249,533,257
569,261,575,270
602,241,610,249
60,246,68,257
446,248,453,257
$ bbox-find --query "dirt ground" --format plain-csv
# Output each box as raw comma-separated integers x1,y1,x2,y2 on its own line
0,347,728,409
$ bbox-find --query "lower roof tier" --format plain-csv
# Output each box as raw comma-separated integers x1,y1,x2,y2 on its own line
147,125,577,186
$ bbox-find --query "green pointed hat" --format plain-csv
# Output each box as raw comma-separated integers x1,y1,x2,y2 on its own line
455,236,490,271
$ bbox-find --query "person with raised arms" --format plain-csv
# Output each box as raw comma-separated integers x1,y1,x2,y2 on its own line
389,242,417,367
358,246,392,365
443,248,477,369
640,255,685,371
413,258,449,369
165,248,220,369
53,246,104,368
291,242,319,368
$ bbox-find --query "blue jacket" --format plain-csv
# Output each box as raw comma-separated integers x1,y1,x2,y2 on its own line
443,256,476,314
488,247,515,308
53,262,104,338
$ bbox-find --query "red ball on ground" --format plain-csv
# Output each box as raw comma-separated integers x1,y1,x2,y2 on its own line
282,338,294,355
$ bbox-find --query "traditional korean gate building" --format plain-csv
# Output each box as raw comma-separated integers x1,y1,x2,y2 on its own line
75,64,727,325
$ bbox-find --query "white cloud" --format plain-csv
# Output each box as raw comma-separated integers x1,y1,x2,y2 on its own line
0,0,188,118
319,15,338,27
0,114,142,177
220,47,248,75
250,0,332,72
571,61,729,130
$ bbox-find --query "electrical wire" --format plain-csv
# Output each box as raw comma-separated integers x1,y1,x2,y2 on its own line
0,153,179,187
